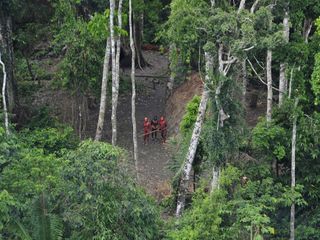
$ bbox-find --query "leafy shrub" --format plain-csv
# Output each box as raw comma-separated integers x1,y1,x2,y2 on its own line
20,126,78,155
62,140,161,240
180,95,200,134
25,107,58,130
252,119,288,162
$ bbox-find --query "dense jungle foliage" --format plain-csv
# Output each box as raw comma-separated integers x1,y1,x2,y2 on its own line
1,0,320,239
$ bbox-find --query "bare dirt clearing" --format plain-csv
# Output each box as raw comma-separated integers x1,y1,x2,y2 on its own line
28,50,267,199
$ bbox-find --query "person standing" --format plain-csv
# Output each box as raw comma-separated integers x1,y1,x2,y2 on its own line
151,116,159,141
159,116,167,143
143,117,151,145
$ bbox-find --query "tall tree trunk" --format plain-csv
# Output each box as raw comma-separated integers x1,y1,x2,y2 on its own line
95,38,111,141
116,0,123,83
237,0,246,13
242,59,247,105
216,44,230,129
111,0,123,145
0,51,9,135
279,8,289,106
24,54,36,82
175,52,212,217
134,19,148,68
290,98,298,240
209,45,232,189
303,18,312,43
78,100,82,140
237,0,247,106
0,11,17,113
110,0,117,145
288,67,294,99
210,166,220,191
266,49,273,122
167,43,176,98
250,0,260,13
129,0,139,179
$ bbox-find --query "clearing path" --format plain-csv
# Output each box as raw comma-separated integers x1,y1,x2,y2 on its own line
95,51,173,198
30,47,267,199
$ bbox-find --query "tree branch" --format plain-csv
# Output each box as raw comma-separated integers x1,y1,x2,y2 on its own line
247,58,283,93
250,0,260,13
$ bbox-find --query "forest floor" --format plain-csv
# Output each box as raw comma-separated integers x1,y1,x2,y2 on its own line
86,51,174,199
27,48,267,201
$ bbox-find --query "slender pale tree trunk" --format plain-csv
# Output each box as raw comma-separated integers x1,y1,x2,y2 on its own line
216,44,231,129
115,0,123,84
288,67,294,99
266,49,273,122
210,166,220,191
133,17,147,68
237,0,247,105
215,44,224,130
238,0,246,13
175,52,212,217
279,61,287,105
95,38,111,141
0,52,9,135
0,13,17,113
242,59,247,104
209,44,232,191
78,104,82,139
110,0,117,145
111,0,123,145
279,8,290,106
290,98,298,240
250,0,260,13
167,43,176,98
129,0,139,178
303,18,312,43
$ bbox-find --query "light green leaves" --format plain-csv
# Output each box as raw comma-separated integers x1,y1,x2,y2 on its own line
252,119,288,161
88,10,110,40
0,190,15,232
311,52,320,105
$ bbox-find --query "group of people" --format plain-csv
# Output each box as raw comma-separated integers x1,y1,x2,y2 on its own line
143,116,167,144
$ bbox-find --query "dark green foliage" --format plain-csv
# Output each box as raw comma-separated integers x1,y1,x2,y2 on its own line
296,206,320,240
203,77,245,167
3,0,320,239
24,107,59,130
62,140,161,240
0,127,20,170
0,126,161,239
1,148,66,205
167,164,289,240
0,190,15,236
17,80,42,99
251,100,320,238
54,19,104,95
53,0,105,96
312,52,320,105
252,119,288,162
0,134,67,239
20,127,78,155
167,185,224,240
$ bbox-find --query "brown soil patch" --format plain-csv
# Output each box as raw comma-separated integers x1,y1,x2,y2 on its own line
165,73,203,135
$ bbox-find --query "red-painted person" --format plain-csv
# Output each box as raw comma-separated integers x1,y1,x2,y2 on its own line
143,117,151,145
151,116,159,141
159,116,167,143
